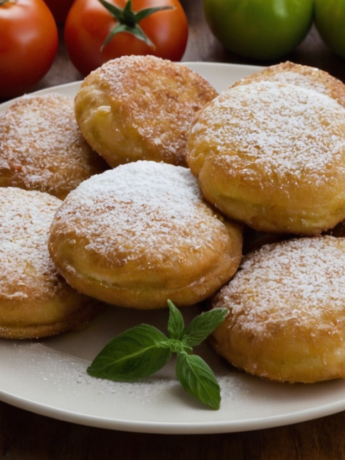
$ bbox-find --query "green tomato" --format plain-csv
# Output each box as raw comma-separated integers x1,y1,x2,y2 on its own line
314,0,345,60
203,0,313,61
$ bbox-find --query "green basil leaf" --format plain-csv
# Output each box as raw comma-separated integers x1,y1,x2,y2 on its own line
167,300,185,340
176,353,221,410
87,324,172,381
184,308,228,347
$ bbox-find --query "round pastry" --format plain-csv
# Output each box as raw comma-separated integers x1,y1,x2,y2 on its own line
74,55,218,168
0,187,102,339
0,93,108,199
48,161,243,309
210,236,345,384
187,80,345,235
232,61,345,108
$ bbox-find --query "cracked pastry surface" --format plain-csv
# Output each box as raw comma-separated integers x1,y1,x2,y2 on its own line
74,55,218,168
48,161,243,309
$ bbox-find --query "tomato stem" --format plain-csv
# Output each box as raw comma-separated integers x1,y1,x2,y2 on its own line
98,0,173,50
0,0,16,5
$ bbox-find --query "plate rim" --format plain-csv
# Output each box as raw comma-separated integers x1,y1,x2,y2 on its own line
1,61,344,435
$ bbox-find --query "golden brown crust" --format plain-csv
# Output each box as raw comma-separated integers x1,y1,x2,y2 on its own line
48,161,243,309
0,299,103,340
187,79,345,235
231,61,345,108
74,55,218,168
0,187,102,339
0,93,108,200
218,62,345,247
211,236,345,383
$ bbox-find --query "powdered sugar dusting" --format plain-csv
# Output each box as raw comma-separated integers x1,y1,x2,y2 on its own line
0,188,63,300
0,93,105,198
3,341,245,411
83,55,217,165
53,161,228,263
96,55,215,104
257,70,327,93
215,236,345,334
192,81,345,185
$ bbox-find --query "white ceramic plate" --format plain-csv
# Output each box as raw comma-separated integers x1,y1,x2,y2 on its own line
1,62,345,435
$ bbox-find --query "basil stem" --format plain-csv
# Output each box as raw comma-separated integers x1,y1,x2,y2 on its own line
87,301,228,410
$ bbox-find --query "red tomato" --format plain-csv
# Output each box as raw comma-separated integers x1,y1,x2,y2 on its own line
0,0,58,99
43,0,75,23
64,0,189,76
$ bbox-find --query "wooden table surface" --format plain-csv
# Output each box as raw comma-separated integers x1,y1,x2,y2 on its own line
2,1,345,459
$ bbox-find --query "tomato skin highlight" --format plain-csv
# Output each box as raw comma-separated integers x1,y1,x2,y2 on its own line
314,0,345,60
203,0,313,61
0,0,58,99
64,0,189,76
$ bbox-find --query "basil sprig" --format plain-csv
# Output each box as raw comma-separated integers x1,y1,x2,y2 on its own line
87,300,228,410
